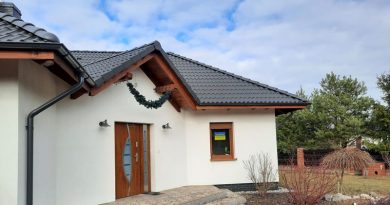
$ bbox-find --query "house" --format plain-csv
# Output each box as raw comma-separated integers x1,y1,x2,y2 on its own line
0,2,308,205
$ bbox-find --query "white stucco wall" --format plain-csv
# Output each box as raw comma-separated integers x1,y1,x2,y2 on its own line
184,109,279,185
0,59,59,205
3,59,281,205
18,60,60,205
55,69,187,205
0,60,20,205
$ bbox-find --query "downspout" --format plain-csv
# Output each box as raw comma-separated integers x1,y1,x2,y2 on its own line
26,72,86,205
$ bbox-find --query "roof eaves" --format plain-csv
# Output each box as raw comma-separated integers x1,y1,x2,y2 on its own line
197,101,310,106
0,41,95,86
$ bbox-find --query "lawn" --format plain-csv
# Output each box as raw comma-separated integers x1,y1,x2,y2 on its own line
279,169,390,196
342,174,390,195
243,171,390,205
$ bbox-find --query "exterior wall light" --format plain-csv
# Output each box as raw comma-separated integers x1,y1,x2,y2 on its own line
99,119,110,127
162,123,171,129
42,60,55,67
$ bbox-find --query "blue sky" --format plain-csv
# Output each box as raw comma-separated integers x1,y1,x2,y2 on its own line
13,0,390,101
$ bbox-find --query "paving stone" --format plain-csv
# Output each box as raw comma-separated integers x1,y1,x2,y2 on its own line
205,189,246,205
102,186,229,205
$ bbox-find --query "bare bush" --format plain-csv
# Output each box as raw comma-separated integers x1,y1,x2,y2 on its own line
280,166,338,205
321,147,374,192
243,152,276,197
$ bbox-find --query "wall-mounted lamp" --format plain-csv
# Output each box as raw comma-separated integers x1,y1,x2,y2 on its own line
99,119,111,127
162,123,172,129
42,60,55,67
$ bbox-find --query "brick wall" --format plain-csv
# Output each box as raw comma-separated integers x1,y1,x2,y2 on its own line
363,162,386,176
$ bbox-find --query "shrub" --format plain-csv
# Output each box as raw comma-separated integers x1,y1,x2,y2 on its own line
243,152,276,197
280,166,338,205
321,147,374,192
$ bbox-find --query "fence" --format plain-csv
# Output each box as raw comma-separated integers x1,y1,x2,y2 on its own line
278,148,388,168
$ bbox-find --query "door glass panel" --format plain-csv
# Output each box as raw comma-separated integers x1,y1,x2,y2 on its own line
143,125,149,191
123,137,132,182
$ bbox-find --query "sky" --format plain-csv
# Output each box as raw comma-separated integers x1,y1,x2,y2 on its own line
12,0,390,101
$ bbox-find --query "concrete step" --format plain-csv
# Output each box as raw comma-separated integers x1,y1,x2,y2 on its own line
205,189,246,205
181,188,227,205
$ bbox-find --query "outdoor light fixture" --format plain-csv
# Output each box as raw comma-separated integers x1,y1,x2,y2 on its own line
162,123,171,129
99,119,110,127
42,60,55,67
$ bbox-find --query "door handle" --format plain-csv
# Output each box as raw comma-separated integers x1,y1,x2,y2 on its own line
135,153,139,162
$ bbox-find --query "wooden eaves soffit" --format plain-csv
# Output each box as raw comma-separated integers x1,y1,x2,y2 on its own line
196,105,307,110
88,53,197,112
0,50,91,94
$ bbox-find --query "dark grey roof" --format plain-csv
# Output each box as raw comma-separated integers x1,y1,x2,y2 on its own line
71,41,308,106
166,52,307,106
71,42,156,86
0,12,59,43
71,50,122,67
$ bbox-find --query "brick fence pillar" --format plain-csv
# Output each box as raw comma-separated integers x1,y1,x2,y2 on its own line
297,148,305,169
356,136,362,149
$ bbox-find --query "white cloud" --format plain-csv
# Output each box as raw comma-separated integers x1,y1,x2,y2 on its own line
11,0,390,101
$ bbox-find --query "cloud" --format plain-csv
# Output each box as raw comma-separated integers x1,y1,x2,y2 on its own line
12,0,390,101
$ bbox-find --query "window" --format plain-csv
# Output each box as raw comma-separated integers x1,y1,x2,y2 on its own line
210,122,235,161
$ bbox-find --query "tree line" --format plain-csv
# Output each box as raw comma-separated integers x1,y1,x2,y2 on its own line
277,72,390,154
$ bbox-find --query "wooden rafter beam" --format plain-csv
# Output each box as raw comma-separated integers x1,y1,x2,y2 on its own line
152,54,197,110
89,54,154,96
155,83,177,94
0,51,55,59
70,89,88,99
119,72,133,82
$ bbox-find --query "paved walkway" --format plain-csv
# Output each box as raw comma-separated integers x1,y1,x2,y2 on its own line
102,185,245,205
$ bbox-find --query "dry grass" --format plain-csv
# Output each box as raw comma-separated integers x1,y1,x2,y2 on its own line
341,174,390,196
279,170,390,196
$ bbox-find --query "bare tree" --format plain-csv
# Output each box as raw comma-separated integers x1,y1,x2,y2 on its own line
243,152,276,197
321,147,374,192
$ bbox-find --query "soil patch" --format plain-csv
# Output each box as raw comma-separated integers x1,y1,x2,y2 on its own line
242,193,390,205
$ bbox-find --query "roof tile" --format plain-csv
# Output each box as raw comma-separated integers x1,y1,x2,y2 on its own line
166,52,307,105
0,12,59,43
71,42,155,85
71,42,308,106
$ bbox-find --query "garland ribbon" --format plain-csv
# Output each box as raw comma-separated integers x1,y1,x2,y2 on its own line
127,82,172,109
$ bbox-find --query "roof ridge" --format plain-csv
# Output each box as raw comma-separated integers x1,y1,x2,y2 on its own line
71,50,123,53
0,12,59,42
167,52,307,103
82,42,156,67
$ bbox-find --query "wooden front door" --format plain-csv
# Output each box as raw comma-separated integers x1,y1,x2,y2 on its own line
115,123,150,199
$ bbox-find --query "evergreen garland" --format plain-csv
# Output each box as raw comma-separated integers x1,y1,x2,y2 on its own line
126,82,172,109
